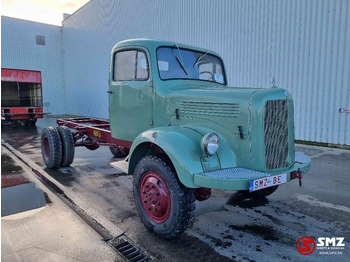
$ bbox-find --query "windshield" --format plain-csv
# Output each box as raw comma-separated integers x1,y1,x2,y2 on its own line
157,47,226,85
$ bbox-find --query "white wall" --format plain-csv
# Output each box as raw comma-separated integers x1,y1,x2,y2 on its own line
2,0,349,145
61,0,349,145
1,16,65,115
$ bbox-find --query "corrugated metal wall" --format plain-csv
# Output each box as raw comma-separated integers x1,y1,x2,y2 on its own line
2,0,348,145
61,0,350,145
1,17,65,115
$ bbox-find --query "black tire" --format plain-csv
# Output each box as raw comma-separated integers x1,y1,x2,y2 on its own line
240,185,279,199
109,146,128,158
41,126,62,169
56,126,75,167
1,120,12,126
85,145,99,150
133,155,195,239
25,119,37,126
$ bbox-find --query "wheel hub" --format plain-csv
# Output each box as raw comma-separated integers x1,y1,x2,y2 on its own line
140,171,171,223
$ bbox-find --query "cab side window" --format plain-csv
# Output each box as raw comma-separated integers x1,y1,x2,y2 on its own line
113,50,149,81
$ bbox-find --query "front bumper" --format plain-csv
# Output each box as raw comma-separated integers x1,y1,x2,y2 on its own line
193,152,311,190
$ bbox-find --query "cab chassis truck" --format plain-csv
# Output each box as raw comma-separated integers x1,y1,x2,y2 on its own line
41,39,311,239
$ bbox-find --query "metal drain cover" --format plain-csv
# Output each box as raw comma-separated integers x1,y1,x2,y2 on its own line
109,235,150,262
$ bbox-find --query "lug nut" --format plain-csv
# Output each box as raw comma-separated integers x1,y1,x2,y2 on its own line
151,185,154,189
148,207,151,210
154,208,157,212
144,200,148,203
145,185,149,188
156,192,160,196
157,202,160,206
143,191,146,194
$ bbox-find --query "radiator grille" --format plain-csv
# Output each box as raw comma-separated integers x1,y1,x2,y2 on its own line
264,100,289,169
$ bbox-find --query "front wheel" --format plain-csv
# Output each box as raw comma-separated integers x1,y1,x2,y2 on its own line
133,155,195,239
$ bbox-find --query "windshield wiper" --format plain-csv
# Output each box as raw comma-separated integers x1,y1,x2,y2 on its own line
193,51,209,67
173,44,188,75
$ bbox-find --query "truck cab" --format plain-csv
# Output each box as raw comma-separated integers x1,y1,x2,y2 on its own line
107,39,311,238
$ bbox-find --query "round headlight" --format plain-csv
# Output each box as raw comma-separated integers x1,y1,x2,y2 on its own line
201,132,220,156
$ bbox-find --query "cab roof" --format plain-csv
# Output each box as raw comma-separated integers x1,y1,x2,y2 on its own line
112,38,221,57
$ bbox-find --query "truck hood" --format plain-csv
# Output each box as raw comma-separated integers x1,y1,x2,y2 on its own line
155,83,293,172
168,84,262,103
164,83,290,137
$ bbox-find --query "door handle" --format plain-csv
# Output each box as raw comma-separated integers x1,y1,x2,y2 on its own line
107,90,113,94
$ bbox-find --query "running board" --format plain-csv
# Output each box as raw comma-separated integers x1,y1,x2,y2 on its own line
110,160,128,174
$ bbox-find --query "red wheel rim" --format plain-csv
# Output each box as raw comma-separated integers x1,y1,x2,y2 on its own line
43,136,50,160
140,171,171,223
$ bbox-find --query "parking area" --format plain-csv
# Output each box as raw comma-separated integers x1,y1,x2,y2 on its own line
2,116,350,262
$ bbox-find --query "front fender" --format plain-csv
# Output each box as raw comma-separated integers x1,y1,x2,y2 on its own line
129,126,223,188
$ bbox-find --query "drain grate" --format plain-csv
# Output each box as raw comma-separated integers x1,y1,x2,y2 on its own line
109,235,151,262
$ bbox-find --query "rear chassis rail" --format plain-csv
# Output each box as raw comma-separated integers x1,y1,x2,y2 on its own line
57,118,132,150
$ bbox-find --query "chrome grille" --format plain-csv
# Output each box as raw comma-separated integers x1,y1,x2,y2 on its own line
264,100,289,169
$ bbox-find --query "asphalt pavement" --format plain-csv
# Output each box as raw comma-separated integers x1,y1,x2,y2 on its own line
1,116,350,262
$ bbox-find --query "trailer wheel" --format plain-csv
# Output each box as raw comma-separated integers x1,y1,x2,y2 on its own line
133,155,195,239
56,126,75,167
240,185,279,199
1,120,12,126
85,145,99,150
25,119,37,126
41,126,62,169
109,146,128,158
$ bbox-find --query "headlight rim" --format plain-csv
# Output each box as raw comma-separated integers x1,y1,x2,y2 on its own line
201,132,220,156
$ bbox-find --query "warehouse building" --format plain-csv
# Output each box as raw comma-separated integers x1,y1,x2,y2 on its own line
1,0,349,146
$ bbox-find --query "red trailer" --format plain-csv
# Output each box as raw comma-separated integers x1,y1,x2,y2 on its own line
1,68,47,126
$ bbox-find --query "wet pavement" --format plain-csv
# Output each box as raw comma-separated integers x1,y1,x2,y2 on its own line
2,116,350,261
1,145,121,262
1,151,47,216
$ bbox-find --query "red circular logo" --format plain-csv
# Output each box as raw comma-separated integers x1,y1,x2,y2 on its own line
296,236,316,255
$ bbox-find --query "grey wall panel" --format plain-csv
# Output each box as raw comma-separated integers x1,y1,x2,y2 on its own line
1,17,65,115
60,0,349,145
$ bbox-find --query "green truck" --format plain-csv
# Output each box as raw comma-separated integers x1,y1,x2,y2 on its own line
41,39,311,239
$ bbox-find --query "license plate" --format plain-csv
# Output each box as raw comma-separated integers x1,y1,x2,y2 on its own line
249,173,287,192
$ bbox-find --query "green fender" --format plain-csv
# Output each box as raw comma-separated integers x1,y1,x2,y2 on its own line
128,126,237,188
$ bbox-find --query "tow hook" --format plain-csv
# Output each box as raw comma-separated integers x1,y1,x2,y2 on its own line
291,168,303,186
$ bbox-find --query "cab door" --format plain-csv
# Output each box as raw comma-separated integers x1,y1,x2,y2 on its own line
108,48,152,142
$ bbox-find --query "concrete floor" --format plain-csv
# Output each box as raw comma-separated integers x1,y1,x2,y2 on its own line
1,116,350,262
1,146,121,262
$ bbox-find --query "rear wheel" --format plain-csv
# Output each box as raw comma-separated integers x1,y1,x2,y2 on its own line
109,146,128,158
41,126,62,169
56,126,75,167
25,119,37,126
85,144,99,150
240,185,279,199
133,155,195,239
